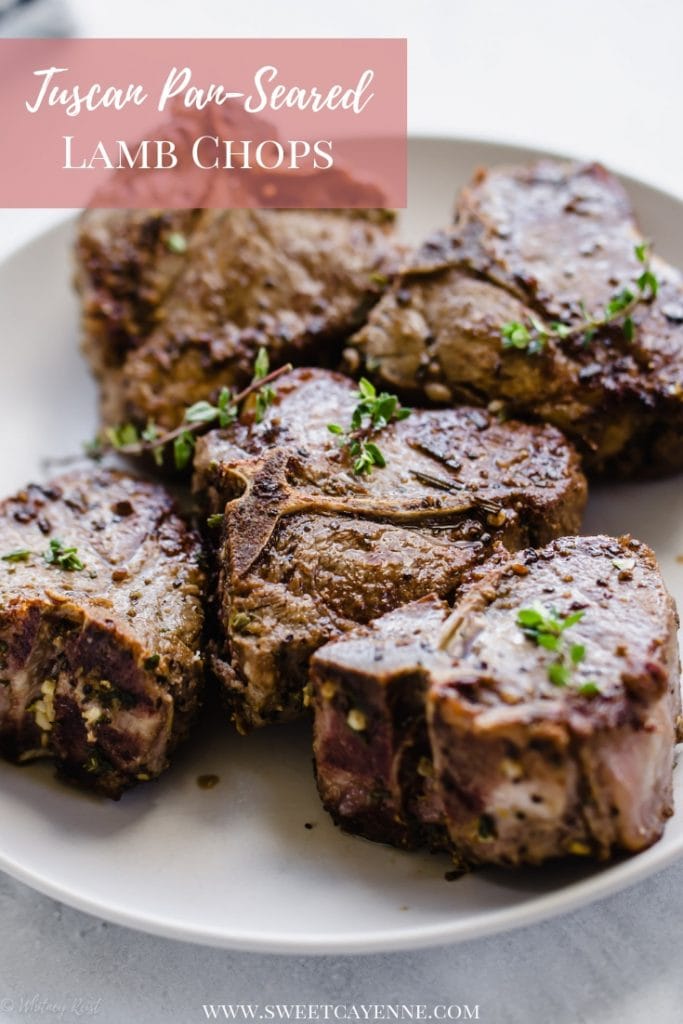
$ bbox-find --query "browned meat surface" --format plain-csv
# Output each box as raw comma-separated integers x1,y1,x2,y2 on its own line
311,595,452,850
76,207,400,431
192,367,586,732
0,470,205,798
349,161,683,477
312,535,680,866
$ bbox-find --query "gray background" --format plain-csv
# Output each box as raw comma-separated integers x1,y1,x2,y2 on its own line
1,1,682,1020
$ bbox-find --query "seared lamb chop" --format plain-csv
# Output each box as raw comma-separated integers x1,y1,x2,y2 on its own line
76,207,400,431
348,161,683,476
193,367,586,732
312,535,680,865
0,469,205,798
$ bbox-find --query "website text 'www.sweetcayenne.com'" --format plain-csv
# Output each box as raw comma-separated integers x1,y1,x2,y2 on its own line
200,1007,481,1022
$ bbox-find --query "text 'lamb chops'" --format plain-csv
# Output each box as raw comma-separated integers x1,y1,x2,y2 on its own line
0,469,205,798
192,367,586,732
348,161,683,477
311,535,681,866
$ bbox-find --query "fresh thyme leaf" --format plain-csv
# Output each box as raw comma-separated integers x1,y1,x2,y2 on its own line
253,347,269,381
206,513,225,529
141,421,164,466
329,380,410,476
1,548,31,563
551,321,571,340
637,268,658,298
363,442,386,468
548,663,570,687
166,232,187,254
635,242,648,263
184,400,222,424
106,423,139,449
44,538,84,572
570,643,586,664
173,430,195,471
578,681,600,698
516,604,588,690
255,384,276,423
217,387,238,428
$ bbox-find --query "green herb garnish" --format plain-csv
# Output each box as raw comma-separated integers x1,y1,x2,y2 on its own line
44,538,84,572
206,513,225,529
501,243,659,355
1,548,32,563
252,348,277,423
91,353,292,471
166,232,187,254
327,377,410,476
516,603,599,695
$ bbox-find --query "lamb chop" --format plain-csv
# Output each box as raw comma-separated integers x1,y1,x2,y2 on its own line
0,469,205,798
192,367,586,732
76,206,400,432
311,535,681,865
348,161,683,477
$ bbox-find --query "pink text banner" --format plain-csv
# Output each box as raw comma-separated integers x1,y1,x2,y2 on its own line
0,38,407,209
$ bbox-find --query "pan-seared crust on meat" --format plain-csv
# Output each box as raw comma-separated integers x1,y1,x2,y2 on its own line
76,207,400,431
311,535,680,866
429,534,680,865
0,469,205,798
349,161,683,477
193,368,586,732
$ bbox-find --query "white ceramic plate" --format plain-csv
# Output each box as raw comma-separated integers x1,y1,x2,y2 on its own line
0,137,682,954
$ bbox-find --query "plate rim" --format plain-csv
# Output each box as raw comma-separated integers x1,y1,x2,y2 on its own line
0,133,682,954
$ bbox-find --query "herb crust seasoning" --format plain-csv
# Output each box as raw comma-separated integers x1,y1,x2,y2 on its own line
0,469,205,798
311,535,680,866
192,367,586,733
349,161,683,477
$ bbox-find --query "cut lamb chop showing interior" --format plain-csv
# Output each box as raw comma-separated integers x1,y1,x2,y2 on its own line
0,469,205,798
76,206,401,432
193,367,586,732
312,534,680,866
348,160,683,477
311,595,452,850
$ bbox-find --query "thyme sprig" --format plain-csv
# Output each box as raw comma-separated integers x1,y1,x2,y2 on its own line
516,603,599,696
44,538,85,572
502,242,659,355
94,350,290,471
2,539,84,572
328,378,410,475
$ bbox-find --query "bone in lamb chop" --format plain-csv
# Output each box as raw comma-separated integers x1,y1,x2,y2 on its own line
311,534,681,865
192,366,586,733
348,160,683,477
0,469,205,798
